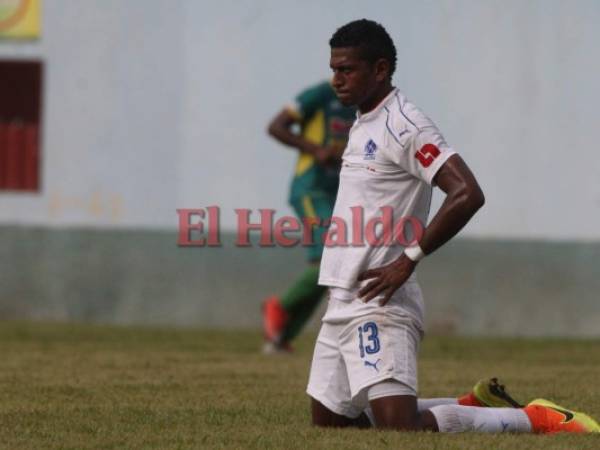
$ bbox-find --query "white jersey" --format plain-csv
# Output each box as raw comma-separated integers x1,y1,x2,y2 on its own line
318,88,456,326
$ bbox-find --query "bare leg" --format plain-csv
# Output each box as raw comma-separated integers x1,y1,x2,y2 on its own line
311,398,371,428
369,395,439,431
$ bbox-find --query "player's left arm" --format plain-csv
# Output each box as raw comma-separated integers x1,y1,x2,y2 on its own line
358,154,485,304
417,154,485,254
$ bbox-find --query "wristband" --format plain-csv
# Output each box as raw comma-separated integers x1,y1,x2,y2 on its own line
404,244,425,262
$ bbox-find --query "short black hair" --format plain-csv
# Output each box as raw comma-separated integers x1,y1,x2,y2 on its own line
329,19,397,78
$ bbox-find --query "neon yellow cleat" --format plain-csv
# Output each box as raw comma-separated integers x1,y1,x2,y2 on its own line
524,398,600,433
472,378,523,408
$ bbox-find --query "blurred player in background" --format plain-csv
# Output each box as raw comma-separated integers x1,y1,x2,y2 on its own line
262,80,355,353
307,19,599,434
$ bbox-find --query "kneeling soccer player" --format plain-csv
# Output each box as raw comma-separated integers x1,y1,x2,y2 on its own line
306,19,600,434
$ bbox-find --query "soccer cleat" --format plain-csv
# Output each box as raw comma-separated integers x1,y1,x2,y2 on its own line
262,295,288,345
524,398,600,433
473,377,523,408
459,378,523,408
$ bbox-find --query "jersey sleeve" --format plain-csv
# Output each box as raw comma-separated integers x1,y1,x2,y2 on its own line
386,125,457,185
291,82,329,121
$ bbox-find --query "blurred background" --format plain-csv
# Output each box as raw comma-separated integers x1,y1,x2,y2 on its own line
0,0,598,336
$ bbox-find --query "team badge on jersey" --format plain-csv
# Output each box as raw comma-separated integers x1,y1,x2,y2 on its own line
364,139,377,160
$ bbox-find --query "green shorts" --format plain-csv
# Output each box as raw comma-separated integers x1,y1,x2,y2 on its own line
290,192,336,263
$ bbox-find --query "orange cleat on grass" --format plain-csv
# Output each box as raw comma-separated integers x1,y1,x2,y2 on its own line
524,399,600,433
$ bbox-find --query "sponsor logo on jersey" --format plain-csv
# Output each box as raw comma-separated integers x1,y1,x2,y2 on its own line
364,139,377,160
415,143,441,168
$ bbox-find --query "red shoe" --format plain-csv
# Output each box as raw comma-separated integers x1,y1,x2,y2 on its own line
262,296,288,343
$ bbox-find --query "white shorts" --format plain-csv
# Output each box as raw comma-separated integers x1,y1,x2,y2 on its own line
306,302,422,418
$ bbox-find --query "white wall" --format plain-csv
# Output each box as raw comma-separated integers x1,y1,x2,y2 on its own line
0,0,185,228
1,0,599,240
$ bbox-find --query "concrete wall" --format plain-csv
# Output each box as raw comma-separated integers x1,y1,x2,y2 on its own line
2,226,599,337
0,0,185,227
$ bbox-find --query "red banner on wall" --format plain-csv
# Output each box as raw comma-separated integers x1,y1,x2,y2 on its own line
0,122,39,190
0,60,42,192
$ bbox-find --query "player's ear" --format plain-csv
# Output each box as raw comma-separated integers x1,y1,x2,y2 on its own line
374,58,390,82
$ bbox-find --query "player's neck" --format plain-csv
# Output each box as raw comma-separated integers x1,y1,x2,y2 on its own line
358,83,395,114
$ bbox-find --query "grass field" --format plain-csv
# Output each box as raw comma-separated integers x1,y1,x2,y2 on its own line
0,322,599,449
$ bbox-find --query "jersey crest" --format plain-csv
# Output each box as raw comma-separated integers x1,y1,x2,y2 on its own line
364,139,378,160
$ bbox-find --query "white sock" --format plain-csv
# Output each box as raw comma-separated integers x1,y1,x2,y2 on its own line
429,405,532,433
418,398,457,411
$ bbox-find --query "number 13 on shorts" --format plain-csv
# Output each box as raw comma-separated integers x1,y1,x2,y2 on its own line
358,322,381,358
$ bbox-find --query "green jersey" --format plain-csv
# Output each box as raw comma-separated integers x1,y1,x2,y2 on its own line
289,81,355,201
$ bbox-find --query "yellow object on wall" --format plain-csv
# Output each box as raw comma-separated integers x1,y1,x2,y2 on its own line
0,0,40,39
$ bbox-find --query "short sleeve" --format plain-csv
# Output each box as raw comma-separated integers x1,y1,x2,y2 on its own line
386,126,457,185
292,82,330,121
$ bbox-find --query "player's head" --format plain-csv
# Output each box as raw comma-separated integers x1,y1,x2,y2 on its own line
329,19,396,108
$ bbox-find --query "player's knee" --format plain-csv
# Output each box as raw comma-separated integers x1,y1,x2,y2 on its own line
310,399,362,428
311,399,339,427
311,410,332,427
311,417,330,427
311,414,346,428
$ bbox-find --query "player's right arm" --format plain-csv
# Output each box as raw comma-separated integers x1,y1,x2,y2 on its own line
267,108,333,165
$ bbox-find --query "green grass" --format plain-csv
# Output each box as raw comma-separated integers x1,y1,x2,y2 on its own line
0,322,599,449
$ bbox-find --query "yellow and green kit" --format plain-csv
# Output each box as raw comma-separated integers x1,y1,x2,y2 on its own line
272,81,355,345
288,80,355,262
